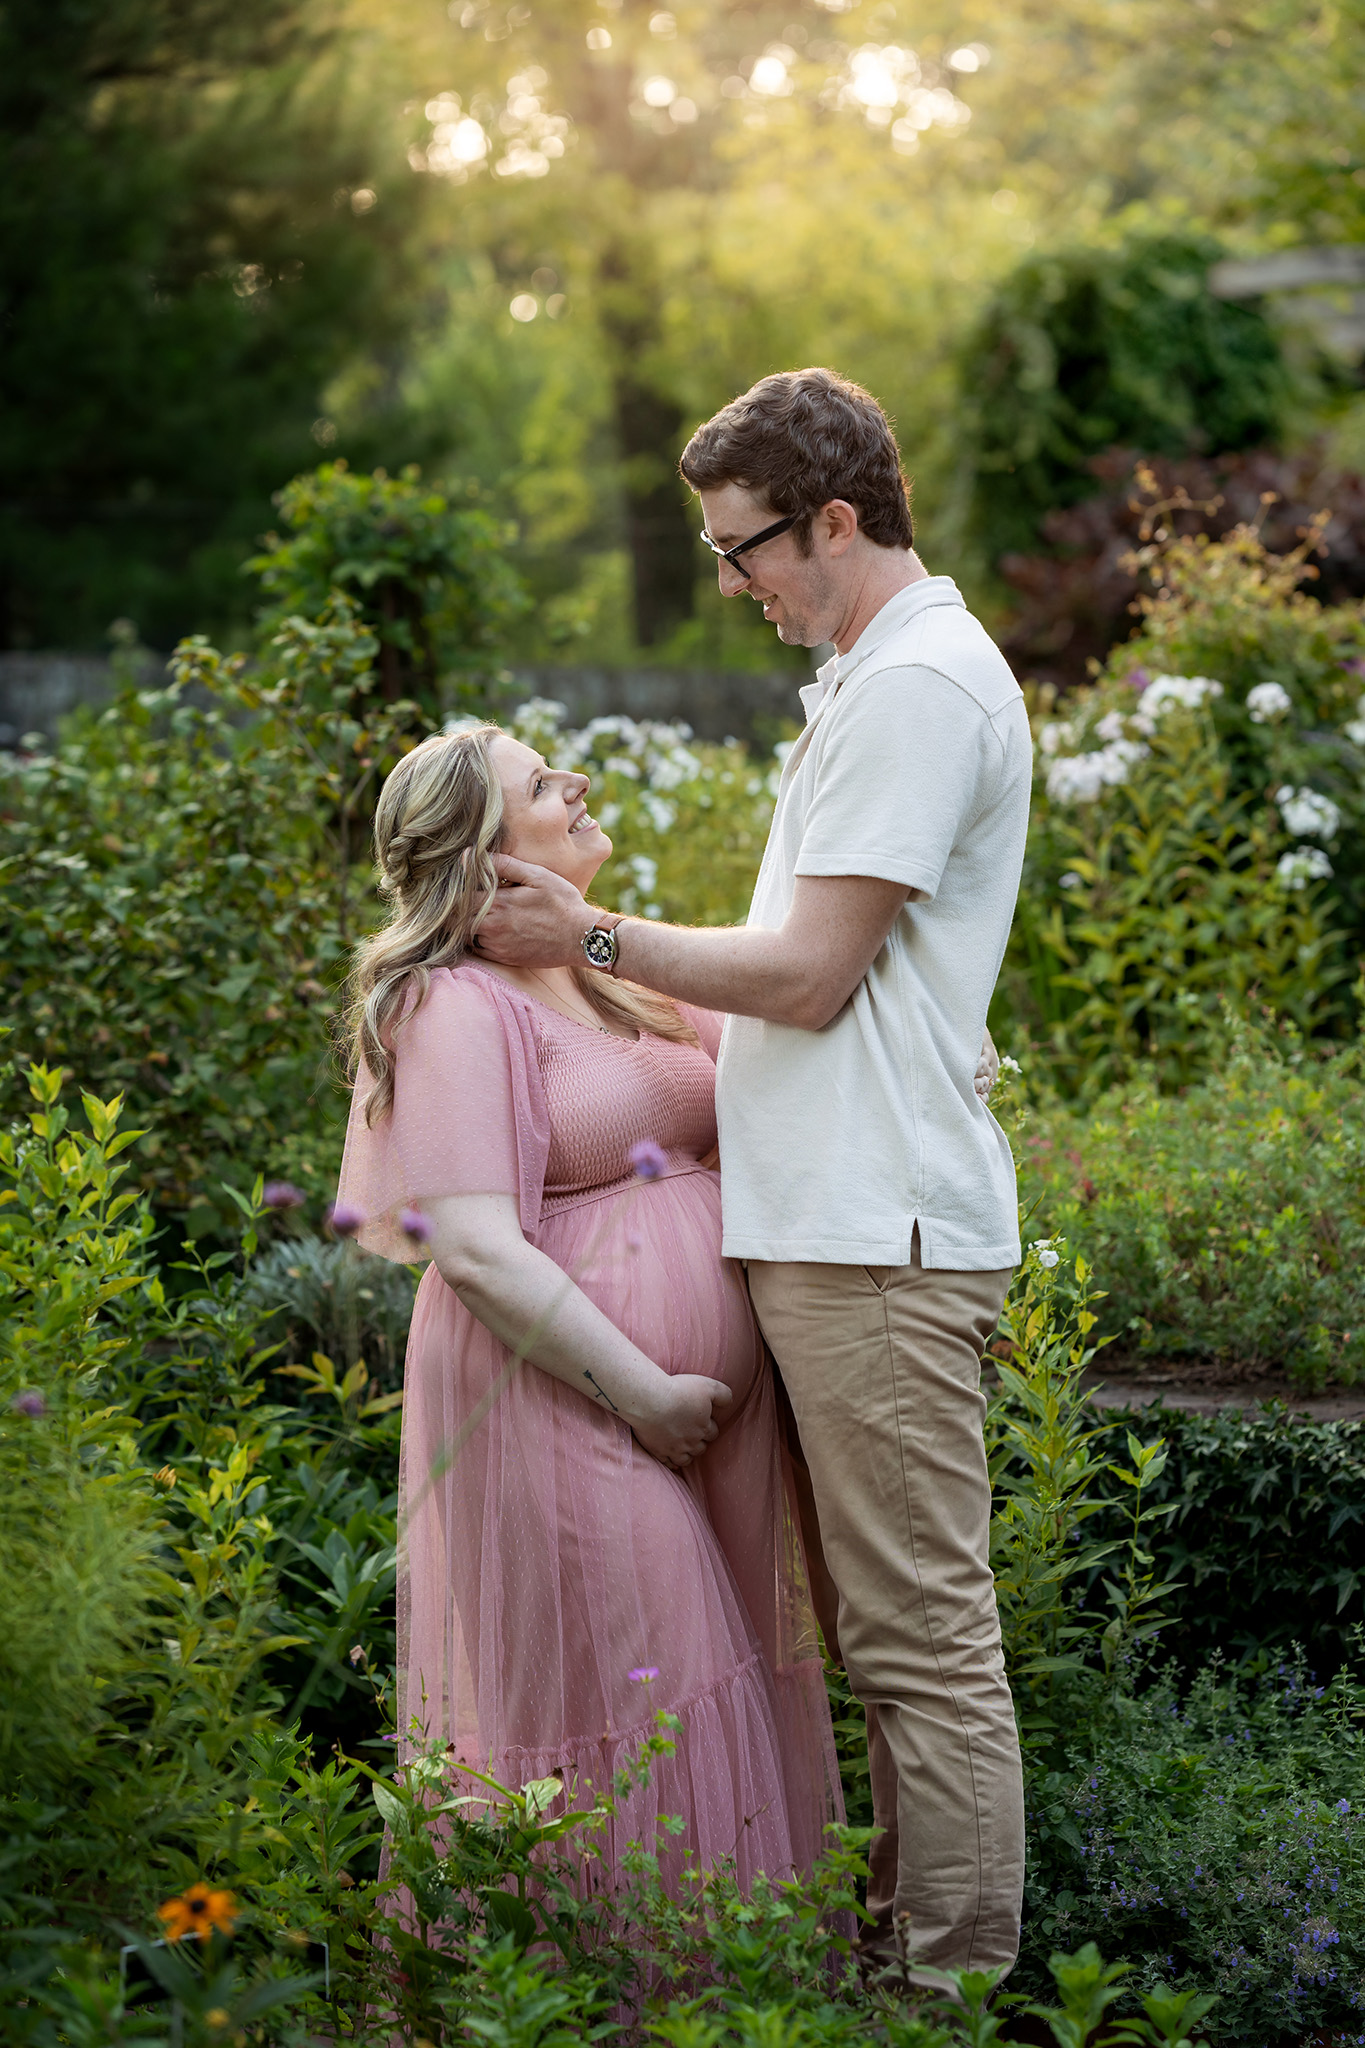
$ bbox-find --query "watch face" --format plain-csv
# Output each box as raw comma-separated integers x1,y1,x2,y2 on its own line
582,926,616,969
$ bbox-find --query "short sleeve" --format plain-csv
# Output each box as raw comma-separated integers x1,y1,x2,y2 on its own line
795,667,999,903
336,967,548,1260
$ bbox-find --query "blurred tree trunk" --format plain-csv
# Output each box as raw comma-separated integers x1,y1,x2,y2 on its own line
598,242,694,647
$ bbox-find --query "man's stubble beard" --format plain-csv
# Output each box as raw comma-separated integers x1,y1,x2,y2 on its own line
755,561,837,649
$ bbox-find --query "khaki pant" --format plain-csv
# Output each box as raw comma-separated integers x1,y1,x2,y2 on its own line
748,1242,1023,1974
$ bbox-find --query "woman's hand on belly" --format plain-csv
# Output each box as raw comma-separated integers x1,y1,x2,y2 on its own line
630,1372,734,1470
423,1190,733,1468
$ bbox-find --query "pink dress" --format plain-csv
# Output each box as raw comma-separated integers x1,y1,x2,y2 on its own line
336,961,843,1892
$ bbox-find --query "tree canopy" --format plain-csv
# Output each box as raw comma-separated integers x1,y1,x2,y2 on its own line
3,0,1362,653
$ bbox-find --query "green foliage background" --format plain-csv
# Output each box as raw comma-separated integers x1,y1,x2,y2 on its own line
958,233,1295,568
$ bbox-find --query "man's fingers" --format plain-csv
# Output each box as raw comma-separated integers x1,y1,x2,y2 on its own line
492,852,542,885
708,1379,734,1407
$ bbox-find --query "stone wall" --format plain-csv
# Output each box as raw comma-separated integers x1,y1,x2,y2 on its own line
0,652,818,750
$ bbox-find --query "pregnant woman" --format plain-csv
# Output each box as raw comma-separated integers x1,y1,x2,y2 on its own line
336,725,842,1893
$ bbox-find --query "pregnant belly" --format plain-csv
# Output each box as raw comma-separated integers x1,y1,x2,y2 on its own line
538,1168,760,1400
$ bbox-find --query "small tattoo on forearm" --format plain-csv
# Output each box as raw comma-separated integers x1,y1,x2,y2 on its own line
583,1370,619,1413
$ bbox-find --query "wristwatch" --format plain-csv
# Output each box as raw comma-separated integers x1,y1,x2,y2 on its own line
581,914,624,972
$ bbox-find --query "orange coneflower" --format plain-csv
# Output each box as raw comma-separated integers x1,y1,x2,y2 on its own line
156,1884,238,1942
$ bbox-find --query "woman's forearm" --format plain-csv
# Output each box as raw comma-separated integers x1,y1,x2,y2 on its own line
444,1233,668,1425
418,1191,729,1466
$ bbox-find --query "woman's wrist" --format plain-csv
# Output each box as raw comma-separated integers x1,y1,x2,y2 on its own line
615,1362,673,1428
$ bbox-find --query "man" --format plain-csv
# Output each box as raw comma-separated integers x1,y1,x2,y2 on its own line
476,367,1030,1974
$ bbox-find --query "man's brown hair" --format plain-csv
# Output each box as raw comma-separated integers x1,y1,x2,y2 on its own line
679,367,914,554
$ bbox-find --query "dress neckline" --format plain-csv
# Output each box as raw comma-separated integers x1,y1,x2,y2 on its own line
460,959,641,1044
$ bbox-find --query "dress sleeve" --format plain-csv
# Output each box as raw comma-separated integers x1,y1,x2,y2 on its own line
678,1004,725,1063
336,967,549,1261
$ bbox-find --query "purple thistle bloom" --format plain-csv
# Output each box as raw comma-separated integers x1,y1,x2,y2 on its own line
399,1207,431,1242
628,1139,668,1182
628,1665,660,1683
327,1200,365,1237
262,1181,306,1211
10,1390,45,1419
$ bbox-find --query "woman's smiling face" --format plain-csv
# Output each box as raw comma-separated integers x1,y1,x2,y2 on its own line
488,734,611,891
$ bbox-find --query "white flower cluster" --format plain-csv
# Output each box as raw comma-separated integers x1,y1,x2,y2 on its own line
1246,681,1292,724
1040,674,1226,804
1275,785,1340,839
1138,673,1224,719
1277,847,1333,891
617,852,663,920
1031,1237,1061,1270
1045,737,1148,804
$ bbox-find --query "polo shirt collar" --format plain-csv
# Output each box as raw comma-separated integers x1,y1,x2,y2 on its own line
798,575,965,725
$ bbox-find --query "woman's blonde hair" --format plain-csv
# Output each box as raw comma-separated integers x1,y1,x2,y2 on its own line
347,723,697,1124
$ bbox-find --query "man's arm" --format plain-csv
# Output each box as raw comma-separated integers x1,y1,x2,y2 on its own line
476,857,914,1030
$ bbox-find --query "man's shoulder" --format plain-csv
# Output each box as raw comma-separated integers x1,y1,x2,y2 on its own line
870,599,1022,722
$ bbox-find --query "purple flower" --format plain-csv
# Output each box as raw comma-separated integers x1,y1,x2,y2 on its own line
629,1665,660,1683
1127,666,1150,693
10,1390,45,1419
327,1201,364,1237
399,1207,430,1243
262,1181,305,1211
628,1139,668,1181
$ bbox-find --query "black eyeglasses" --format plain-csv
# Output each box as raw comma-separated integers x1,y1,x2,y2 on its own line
699,513,800,580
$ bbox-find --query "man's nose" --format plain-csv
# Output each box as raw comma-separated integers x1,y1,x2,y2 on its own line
717,559,749,598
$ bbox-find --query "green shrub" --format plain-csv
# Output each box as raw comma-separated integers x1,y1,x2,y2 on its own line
1020,1658,1365,2047
245,1233,419,1391
1010,1016,1365,1384
0,1067,294,1945
1087,1404,1365,1681
1002,513,1365,1086
248,462,527,713
960,232,1293,566
0,596,418,1229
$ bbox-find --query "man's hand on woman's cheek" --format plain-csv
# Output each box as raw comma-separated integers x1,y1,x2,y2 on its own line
474,855,595,966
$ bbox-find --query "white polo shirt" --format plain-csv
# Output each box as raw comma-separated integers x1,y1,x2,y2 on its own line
715,576,1030,1270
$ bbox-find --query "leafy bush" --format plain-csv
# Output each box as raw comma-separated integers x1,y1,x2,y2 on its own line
1005,686,1342,1092
249,462,527,712
959,231,1293,566
1021,1659,1365,2048
0,1066,295,1952
1002,511,1365,1086
1011,1015,1365,1384
245,1233,418,1391
987,1243,1177,1751
1088,1404,1365,1680
0,595,420,1229
998,443,1365,694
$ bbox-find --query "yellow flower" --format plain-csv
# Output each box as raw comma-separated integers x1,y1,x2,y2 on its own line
156,1883,238,1942
204,2012,230,2031
154,1465,177,1489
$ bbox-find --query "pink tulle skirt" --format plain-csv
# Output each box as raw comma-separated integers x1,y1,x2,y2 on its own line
394,1162,842,1892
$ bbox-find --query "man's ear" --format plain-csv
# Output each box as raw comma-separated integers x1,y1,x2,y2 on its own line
820,499,860,556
